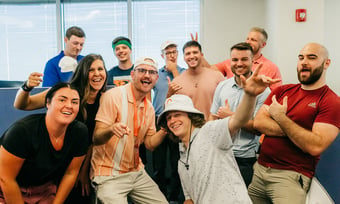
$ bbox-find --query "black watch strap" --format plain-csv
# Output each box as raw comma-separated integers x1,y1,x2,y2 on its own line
21,80,33,92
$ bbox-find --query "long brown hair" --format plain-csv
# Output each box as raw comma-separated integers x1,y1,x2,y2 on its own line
69,54,107,120
163,112,206,142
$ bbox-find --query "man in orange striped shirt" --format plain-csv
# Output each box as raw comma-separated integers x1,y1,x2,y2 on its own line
91,57,168,203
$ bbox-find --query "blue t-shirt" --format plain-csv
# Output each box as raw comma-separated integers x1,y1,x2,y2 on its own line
107,65,134,86
42,51,83,87
152,65,186,116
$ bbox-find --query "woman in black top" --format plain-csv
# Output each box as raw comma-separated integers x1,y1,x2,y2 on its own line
0,82,89,203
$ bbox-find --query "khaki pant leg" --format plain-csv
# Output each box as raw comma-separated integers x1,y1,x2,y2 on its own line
93,174,133,204
268,168,310,204
249,162,311,204
129,169,168,204
248,162,272,204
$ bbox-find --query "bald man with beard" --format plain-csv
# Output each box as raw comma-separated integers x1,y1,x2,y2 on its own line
248,42,340,204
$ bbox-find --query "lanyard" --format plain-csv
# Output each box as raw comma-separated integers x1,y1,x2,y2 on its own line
130,85,147,168
179,127,200,170
130,85,148,139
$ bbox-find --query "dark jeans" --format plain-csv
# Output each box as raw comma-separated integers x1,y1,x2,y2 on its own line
235,156,257,187
153,117,183,202
139,143,147,165
153,136,183,201
65,183,96,204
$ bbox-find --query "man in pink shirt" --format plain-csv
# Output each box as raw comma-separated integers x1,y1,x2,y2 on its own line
212,27,282,90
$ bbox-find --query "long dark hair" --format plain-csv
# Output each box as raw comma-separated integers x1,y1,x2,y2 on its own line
70,54,107,120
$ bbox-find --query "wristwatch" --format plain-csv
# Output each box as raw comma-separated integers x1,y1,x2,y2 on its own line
21,80,33,92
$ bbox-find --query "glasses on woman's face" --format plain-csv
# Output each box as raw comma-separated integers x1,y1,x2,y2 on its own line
134,68,158,76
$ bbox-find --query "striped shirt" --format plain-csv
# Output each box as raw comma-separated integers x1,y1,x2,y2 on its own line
91,83,156,178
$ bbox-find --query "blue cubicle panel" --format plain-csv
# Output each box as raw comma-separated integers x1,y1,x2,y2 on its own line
0,80,24,88
0,87,47,136
315,133,340,203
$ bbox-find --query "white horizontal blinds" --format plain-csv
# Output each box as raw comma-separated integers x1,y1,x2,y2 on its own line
0,2,57,80
63,1,128,67
0,0,200,81
132,0,200,68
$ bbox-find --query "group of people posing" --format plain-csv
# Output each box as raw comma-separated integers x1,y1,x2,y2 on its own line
0,26,339,204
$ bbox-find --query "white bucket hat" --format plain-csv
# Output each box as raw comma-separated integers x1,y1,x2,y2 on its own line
157,94,204,127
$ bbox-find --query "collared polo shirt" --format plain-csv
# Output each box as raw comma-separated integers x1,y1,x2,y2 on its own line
210,77,270,158
91,83,156,178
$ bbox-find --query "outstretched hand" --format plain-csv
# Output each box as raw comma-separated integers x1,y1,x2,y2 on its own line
241,63,281,96
76,166,90,196
27,72,43,88
112,123,130,138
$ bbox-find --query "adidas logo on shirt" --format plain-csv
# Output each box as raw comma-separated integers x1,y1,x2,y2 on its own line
308,102,316,108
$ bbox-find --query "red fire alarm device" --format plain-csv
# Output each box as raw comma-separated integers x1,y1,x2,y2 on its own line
296,9,307,22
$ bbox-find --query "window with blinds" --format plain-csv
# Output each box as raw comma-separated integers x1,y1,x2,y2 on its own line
0,0,200,80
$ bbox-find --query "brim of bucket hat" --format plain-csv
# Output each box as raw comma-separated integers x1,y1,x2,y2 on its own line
157,100,204,127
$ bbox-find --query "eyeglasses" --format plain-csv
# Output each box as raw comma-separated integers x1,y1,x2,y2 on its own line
165,50,178,56
134,68,158,76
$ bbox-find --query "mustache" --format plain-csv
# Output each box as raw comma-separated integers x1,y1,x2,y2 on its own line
300,67,311,72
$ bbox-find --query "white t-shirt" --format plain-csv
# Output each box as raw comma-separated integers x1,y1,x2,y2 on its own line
178,117,252,203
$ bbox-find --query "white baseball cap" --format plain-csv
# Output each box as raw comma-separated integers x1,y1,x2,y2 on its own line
160,40,177,52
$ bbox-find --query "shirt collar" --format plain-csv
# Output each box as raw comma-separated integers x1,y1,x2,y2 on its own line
126,83,145,107
189,128,200,143
231,77,240,88
253,54,264,64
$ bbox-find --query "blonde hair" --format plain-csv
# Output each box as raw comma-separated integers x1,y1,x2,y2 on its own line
250,27,268,42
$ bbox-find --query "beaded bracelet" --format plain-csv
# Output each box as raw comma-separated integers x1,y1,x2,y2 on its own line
21,80,33,92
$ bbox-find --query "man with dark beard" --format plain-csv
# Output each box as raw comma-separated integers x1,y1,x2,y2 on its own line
248,42,340,204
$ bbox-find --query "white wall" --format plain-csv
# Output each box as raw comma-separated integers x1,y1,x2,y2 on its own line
202,0,340,95
324,0,340,95
201,0,266,63
265,0,325,83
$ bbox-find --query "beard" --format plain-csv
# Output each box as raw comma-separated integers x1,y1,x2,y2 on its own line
231,65,252,78
297,62,324,85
